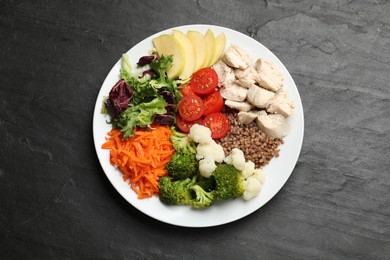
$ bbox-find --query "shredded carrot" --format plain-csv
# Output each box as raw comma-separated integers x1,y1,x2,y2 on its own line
102,126,174,199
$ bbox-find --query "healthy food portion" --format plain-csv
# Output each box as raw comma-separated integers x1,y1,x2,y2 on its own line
101,28,295,208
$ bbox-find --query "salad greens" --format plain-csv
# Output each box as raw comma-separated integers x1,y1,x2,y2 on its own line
115,97,167,138
120,54,182,106
105,53,183,138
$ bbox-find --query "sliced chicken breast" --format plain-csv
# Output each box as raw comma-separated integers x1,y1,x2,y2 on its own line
220,82,248,102
255,58,284,92
212,60,235,87
237,111,259,124
222,44,253,69
266,90,295,117
256,111,291,138
234,66,259,89
246,85,275,108
224,100,253,112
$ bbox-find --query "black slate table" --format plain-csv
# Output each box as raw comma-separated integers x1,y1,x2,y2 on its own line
1,1,389,259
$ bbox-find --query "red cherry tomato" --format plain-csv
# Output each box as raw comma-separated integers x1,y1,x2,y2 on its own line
190,67,218,95
178,95,204,122
202,112,230,139
176,114,203,133
202,91,224,116
179,83,196,97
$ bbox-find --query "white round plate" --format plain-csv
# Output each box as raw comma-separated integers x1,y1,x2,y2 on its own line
93,24,304,228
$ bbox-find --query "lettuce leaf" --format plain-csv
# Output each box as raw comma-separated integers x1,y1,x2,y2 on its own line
114,97,167,138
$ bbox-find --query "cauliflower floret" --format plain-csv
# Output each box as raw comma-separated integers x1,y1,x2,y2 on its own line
196,143,214,161
241,161,255,179
188,124,212,144
252,168,266,184
224,154,233,164
212,142,226,163
196,140,225,163
242,176,262,200
230,148,246,171
189,124,225,177
198,157,217,177
242,169,265,200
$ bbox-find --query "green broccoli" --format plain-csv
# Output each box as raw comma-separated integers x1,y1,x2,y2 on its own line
170,128,197,155
158,176,214,208
166,152,198,180
196,175,216,192
212,164,245,201
190,184,214,208
166,128,198,180
158,176,195,205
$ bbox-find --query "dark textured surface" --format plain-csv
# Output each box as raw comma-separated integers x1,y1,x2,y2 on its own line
1,0,389,259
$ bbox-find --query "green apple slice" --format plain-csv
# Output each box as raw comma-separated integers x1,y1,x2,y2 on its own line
204,29,216,67
173,29,196,80
210,32,226,66
187,30,207,72
152,34,185,79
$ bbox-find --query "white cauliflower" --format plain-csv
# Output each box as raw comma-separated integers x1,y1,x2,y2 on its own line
198,157,217,178
242,169,265,200
188,124,212,144
241,161,255,179
230,148,246,171
188,124,225,177
212,142,226,163
224,147,266,200
224,154,233,164
196,140,225,163
252,168,266,184
242,176,262,200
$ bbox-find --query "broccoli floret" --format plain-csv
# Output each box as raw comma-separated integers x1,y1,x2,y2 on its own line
158,176,195,205
159,176,214,208
196,175,216,192
166,128,198,180
212,164,245,201
170,128,197,155
166,152,198,180
190,185,214,208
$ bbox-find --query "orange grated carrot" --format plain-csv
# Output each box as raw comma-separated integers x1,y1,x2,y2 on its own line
101,125,174,199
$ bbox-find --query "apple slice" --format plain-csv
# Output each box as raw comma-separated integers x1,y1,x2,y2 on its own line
152,34,185,79
187,30,207,72
209,32,226,66
172,30,196,80
204,29,216,67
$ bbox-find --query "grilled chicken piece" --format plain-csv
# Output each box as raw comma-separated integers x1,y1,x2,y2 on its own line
255,58,284,92
246,85,275,108
234,66,260,89
256,111,291,138
237,111,259,124
266,90,295,117
212,60,235,87
220,82,248,102
224,100,253,112
222,45,253,69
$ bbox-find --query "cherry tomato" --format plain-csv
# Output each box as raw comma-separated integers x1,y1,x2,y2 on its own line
178,95,204,121
202,112,230,139
190,67,218,95
202,91,224,116
179,83,196,97
176,114,203,133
